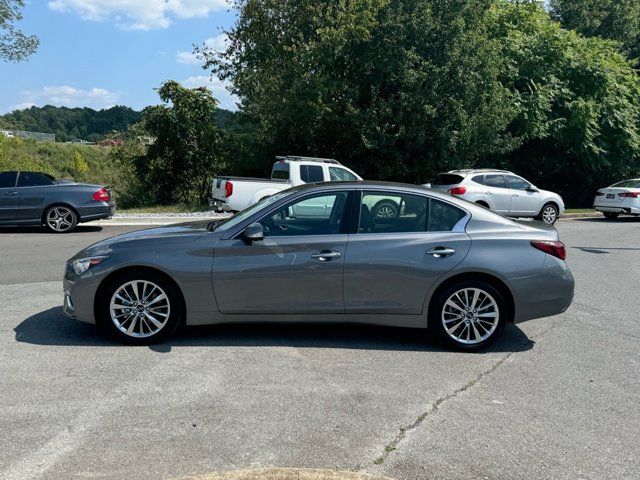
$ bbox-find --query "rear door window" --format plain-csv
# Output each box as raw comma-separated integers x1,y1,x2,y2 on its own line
17,172,54,187
0,172,17,188
300,165,324,183
359,192,466,233
483,174,507,189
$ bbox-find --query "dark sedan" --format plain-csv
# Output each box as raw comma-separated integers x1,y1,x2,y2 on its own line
0,171,115,233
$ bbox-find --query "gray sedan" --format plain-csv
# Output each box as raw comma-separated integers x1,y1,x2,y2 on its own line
0,171,115,233
63,182,574,351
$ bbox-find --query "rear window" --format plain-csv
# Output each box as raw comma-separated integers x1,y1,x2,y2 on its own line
0,171,17,188
611,179,640,188
17,172,54,187
300,165,324,183
433,174,465,186
271,162,290,180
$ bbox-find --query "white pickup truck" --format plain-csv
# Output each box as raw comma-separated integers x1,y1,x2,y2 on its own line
211,156,362,212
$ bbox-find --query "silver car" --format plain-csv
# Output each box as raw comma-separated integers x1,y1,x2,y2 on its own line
429,169,565,225
63,182,574,351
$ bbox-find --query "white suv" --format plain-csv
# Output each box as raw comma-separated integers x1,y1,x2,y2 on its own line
428,169,565,225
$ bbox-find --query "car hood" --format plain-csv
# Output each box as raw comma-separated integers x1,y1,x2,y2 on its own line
79,221,213,256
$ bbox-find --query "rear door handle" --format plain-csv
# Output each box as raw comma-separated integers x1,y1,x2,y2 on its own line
512,194,519,197
484,191,493,195
3,191,18,196
426,247,456,258
311,251,342,262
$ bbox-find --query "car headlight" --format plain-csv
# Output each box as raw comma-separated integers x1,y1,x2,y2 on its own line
72,256,109,275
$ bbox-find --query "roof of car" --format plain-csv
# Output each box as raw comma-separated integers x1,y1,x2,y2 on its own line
447,169,512,174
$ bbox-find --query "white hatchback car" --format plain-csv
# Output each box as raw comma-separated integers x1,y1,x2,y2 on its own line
428,169,565,225
593,179,640,219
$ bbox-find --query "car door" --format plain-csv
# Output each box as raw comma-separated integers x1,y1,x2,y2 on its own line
479,174,511,213
505,175,540,216
212,190,353,314
343,191,471,315
0,171,19,222
16,172,54,221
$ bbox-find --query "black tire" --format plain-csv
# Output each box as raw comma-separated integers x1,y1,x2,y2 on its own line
536,203,559,225
96,270,183,345
603,212,619,220
43,205,78,233
429,279,507,352
371,200,399,218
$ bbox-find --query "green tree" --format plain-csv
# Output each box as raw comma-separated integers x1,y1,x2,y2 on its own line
137,81,228,204
70,150,89,178
204,0,515,183
550,0,640,58
0,0,38,62
491,1,640,205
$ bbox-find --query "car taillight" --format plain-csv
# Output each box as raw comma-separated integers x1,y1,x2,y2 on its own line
92,188,110,202
595,191,604,196
618,192,640,198
448,186,467,195
225,181,233,198
531,240,566,260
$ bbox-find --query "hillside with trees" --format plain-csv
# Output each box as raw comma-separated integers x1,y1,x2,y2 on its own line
0,104,238,142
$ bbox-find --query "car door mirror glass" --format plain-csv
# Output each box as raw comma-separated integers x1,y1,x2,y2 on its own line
526,186,539,193
243,223,264,242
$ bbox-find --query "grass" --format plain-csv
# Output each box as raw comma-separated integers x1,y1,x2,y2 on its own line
117,204,213,214
564,208,595,214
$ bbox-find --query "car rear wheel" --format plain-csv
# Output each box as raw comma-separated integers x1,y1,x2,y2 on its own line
96,271,183,345
603,212,619,220
372,200,399,218
537,203,559,225
430,280,507,351
44,206,78,233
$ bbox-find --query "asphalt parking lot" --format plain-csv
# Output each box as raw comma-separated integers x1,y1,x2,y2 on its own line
1,218,639,480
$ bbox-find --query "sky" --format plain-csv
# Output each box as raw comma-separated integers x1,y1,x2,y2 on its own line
0,0,239,113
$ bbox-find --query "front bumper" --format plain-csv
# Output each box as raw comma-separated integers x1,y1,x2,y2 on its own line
63,264,103,324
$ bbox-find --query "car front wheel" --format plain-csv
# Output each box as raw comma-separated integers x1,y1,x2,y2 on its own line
430,280,507,351
96,271,183,345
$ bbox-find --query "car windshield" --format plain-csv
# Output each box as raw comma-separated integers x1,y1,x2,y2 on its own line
611,179,640,188
210,189,295,232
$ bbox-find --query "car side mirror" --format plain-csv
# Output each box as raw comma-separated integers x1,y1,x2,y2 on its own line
243,223,264,242
527,186,539,193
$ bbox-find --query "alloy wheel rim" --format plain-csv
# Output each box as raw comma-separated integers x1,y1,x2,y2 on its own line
376,206,396,218
46,207,75,232
542,206,557,224
110,280,171,338
441,288,499,345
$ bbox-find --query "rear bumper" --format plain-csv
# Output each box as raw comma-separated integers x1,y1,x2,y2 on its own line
210,198,233,212
510,257,574,323
593,205,640,215
77,202,116,223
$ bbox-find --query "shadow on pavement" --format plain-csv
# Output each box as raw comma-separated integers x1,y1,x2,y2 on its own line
15,306,535,354
0,225,103,234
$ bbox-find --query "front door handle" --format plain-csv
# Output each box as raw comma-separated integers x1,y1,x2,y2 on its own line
3,191,17,196
512,193,519,197
426,247,456,258
311,251,342,262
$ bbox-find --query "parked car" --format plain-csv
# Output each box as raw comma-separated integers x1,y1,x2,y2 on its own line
0,171,115,233
211,155,362,213
64,181,574,350
428,169,565,225
593,179,640,219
